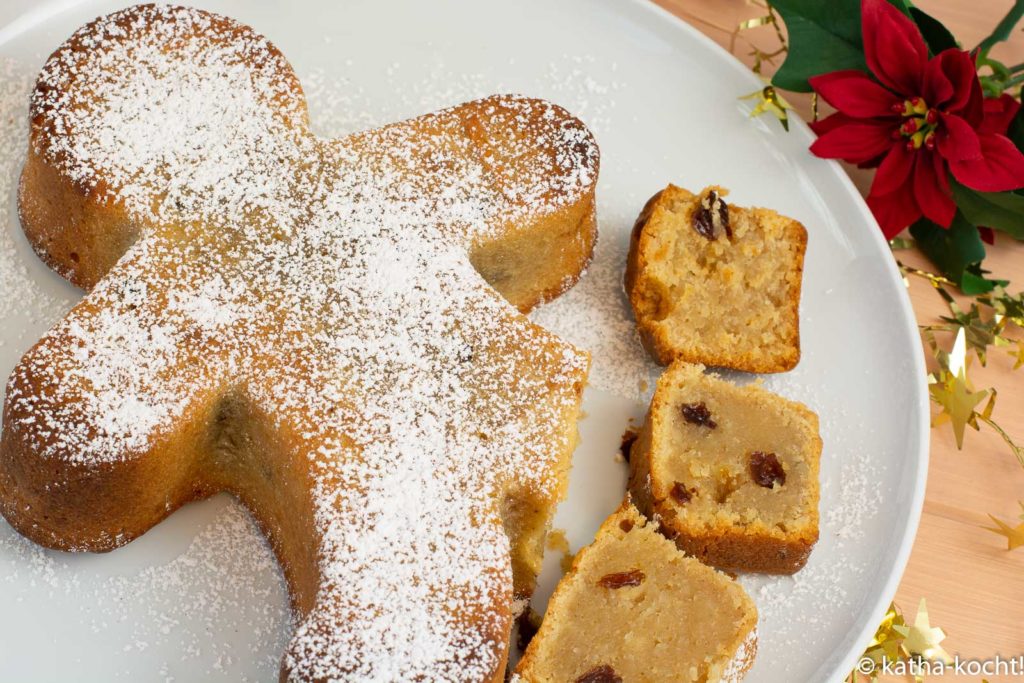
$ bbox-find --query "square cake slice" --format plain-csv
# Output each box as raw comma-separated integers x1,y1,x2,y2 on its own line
625,184,806,373
515,501,757,683
629,362,821,574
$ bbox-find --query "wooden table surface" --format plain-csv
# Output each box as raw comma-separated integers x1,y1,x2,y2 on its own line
652,2,1024,680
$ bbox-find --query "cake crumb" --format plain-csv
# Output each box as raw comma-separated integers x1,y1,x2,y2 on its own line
545,529,575,574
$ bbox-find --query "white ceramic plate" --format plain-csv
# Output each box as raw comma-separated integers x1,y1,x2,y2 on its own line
0,1,928,681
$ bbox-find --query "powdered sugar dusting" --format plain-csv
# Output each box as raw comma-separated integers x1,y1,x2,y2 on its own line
1,5,597,681
298,60,652,403
531,221,659,402
740,375,886,674
721,627,757,683
0,500,288,681
0,60,67,333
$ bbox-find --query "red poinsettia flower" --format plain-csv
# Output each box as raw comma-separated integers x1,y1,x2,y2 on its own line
979,93,1021,136
807,0,1024,238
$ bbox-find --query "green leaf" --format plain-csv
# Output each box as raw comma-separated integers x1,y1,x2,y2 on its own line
770,0,865,92
909,213,989,290
978,0,1024,53
909,7,958,55
887,0,914,14
770,0,916,92
951,180,1024,239
960,265,1005,295
1007,105,1024,153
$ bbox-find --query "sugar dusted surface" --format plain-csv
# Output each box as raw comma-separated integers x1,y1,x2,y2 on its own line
0,499,288,681
0,62,67,331
0,1,924,681
3,5,597,682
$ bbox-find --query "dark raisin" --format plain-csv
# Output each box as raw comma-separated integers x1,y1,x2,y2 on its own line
680,402,716,428
597,569,645,589
618,519,634,533
749,451,786,488
576,665,623,683
619,428,638,463
718,194,732,239
515,607,541,652
670,481,695,505
692,204,715,240
692,190,731,240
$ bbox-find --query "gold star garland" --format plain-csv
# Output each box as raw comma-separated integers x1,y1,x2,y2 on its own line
842,257,1024,680
732,2,798,130
984,501,1024,551
897,259,1024,480
845,601,952,682
896,599,953,666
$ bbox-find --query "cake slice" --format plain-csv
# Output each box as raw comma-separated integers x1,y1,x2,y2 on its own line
629,361,821,574
515,502,757,683
624,184,806,373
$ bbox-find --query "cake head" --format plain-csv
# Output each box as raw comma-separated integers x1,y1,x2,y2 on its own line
1,4,598,680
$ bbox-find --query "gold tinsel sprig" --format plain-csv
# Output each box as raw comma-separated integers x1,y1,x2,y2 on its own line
846,600,952,682
898,260,1024,551
733,1,804,131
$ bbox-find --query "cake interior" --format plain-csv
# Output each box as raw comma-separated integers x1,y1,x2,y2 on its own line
651,365,819,542
517,504,756,682
635,186,804,368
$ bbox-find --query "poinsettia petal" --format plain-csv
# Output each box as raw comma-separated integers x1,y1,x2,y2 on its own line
862,0,927,95
960,61,985,127
809,70,901,119
978,226,995,245
914,150,956,227
866,185,922,239
810,121,896,165
932,148,953,197
871,142,916,196
809,111,856,137
922,54,954,108
949,133,1024,191
930,49,982,120
980,94,1021,136
857,151,889,169
937,113,982,162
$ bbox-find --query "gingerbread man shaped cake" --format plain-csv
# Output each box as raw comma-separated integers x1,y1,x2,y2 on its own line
0,5,598,681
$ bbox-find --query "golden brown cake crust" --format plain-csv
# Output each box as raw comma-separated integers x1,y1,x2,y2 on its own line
629,362,821,575
1,4,599,681
625,184,806,374
659,526,816,575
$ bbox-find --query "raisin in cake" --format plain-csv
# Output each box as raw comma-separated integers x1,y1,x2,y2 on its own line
629,362,821,574
0,5,599,681
515,501,757,683
625,185,806,373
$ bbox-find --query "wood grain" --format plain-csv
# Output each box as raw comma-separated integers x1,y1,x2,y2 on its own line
650,2,1024,680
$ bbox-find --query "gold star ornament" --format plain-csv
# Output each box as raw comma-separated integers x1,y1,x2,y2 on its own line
929,329,990,448
894,599,953,665
984,502,1024,551
740,84,794,131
